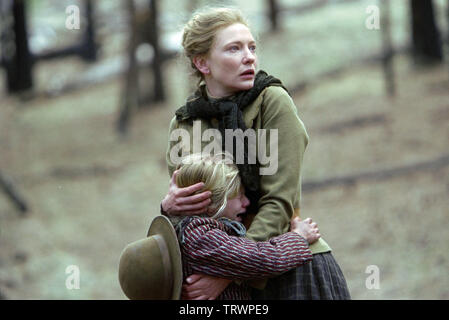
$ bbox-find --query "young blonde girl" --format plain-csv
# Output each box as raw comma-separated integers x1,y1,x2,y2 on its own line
169,153,319,300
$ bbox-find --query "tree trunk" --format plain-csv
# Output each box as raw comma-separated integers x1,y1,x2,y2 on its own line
117,0,139,135
1,0,33,93
80,0,97,62
149,0,165,102
381,0,395,96
410,0,443,64
268,0,279,32
0,171,28,214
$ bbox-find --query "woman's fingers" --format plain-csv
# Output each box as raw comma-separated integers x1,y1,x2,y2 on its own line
176,189,212,205
175,182,207,197
182,287,203,298
173,193,211,215
165,170,212,214
178,203,211,215
171,170,179,182
182,291,204,300
170,170,206,199
186,274,202,284
182,275,204,299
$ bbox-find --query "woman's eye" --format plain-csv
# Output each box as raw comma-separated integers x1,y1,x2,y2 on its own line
229,46,239,52
249,45,256,52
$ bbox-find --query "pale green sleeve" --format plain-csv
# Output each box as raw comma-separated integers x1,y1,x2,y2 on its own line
246,86,309,242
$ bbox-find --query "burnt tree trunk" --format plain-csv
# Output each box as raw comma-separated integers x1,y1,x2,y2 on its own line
0,171,28,214
381,0,396,96
117,0,139,135
267,0,280,32
0,0,33,93
148,0,164,102
80,0,97,62
410,0,443,64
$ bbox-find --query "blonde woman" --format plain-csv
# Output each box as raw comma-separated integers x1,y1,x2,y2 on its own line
161,7,350,299
170,153,319,300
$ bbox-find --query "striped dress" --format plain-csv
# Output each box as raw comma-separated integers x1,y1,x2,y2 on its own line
177,216,313,300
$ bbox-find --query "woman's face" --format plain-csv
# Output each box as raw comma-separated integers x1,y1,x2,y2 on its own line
200,23,258,97
221,188,250,222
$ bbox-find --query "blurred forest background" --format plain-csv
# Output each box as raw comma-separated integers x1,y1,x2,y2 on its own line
1,0,448,299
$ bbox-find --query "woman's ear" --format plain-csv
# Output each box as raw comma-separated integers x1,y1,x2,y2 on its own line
192,55,210,75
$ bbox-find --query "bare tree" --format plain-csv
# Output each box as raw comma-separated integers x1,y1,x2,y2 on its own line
410,0,443,65
0,0,33,93
117,0,139,135
0,171,28,214
116,0,165,135
381,0,395,96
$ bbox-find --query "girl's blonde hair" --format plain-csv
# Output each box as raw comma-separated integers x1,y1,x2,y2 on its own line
182,7,250,81
175,153,241,219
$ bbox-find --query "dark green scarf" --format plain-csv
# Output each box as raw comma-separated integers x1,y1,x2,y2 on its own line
175,70,287,213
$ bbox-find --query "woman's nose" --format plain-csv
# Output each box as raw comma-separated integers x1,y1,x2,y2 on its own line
243,48,255,64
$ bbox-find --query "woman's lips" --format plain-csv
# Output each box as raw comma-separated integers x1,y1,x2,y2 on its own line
240,72,255,79
240,69,255,76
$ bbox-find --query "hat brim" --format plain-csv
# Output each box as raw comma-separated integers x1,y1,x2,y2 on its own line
147,215,183,300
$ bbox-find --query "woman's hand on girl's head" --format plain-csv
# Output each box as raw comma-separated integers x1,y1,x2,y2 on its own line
291,217,321,244
161,170,212,216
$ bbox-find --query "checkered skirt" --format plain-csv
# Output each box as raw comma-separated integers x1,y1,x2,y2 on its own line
251,252,351,300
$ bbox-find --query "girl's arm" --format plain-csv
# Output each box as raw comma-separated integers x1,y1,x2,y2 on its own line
182,218,313,280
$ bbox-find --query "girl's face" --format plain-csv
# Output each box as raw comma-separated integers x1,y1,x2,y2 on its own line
198,23,258,98
221,188,250,222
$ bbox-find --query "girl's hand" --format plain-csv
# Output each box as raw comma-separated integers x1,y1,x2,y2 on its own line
291,217,321,244
181,274,232,300
161,170,212,215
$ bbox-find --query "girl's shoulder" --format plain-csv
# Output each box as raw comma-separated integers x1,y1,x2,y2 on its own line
185,216,221,228
178,216,228,246
181,216,245,237
180,216,224,235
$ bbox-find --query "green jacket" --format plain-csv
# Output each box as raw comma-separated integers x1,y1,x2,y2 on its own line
165,85,331,255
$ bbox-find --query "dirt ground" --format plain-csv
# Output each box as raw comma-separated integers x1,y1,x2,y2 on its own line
0,52,448,299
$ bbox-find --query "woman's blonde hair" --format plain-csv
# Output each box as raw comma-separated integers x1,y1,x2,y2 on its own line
182,7,250,81
175,153,241,219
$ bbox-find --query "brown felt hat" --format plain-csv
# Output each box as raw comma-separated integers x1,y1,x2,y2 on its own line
118,215,183,300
